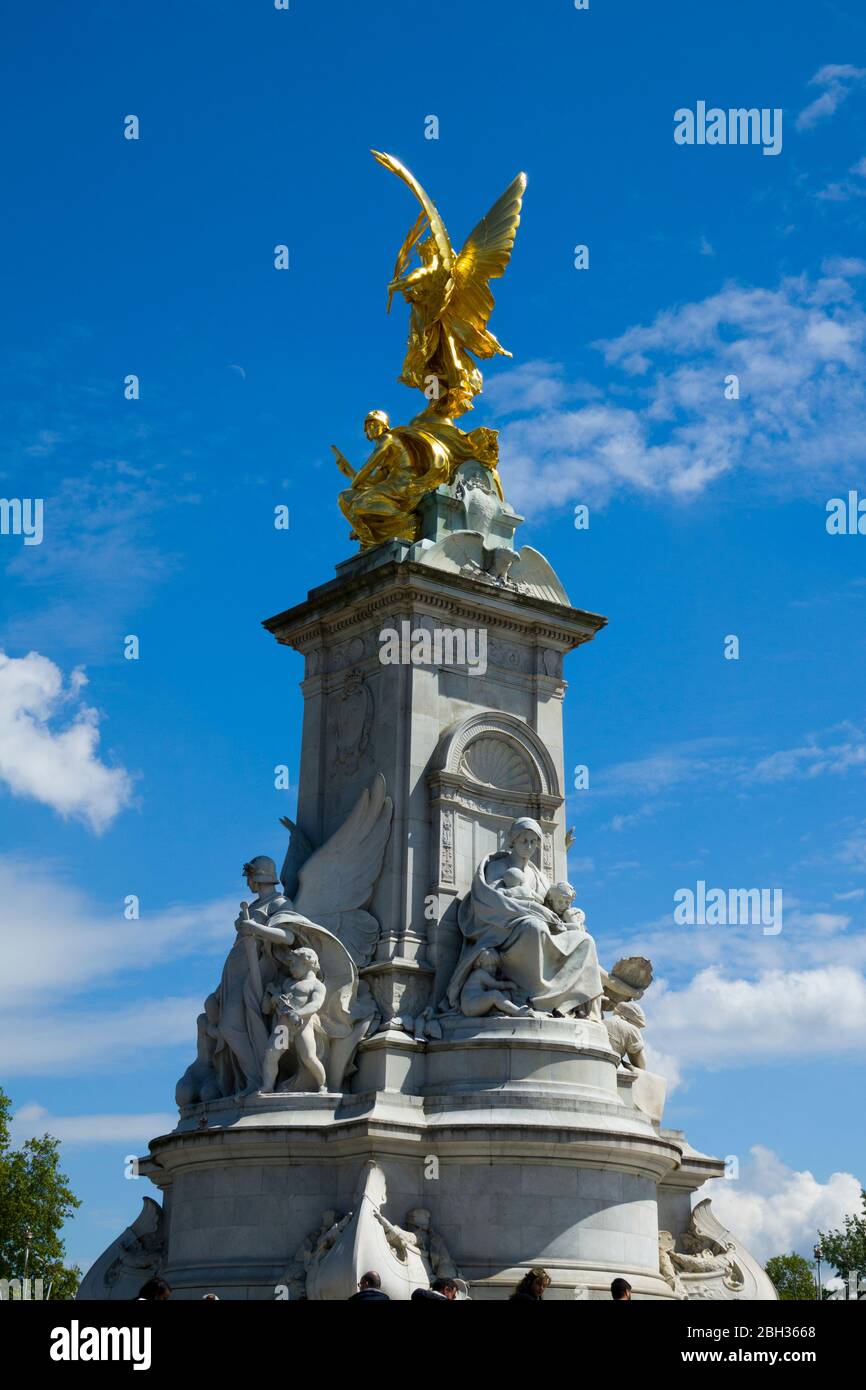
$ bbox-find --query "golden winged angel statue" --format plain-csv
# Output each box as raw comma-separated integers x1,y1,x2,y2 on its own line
374,149,526,420
332,152,526,551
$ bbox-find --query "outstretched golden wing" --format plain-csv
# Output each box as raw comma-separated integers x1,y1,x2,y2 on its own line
447,171,527,359
371,150,454,272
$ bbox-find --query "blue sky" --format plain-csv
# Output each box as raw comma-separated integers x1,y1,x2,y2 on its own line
1,0,865,1274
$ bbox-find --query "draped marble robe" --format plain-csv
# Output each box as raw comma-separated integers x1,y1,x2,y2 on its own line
447,854,603,1015
212,889,373,1095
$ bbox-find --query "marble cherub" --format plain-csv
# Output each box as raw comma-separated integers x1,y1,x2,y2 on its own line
603,1000,647,1071
544,881,587,930
459,948,535,1018
261,948,327,1093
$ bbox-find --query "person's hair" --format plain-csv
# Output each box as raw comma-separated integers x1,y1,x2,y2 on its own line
610,1277,632,1300
431,1277,458,1293
136,1276,172,1300
359,1270,381,1289
510,1267,550,1298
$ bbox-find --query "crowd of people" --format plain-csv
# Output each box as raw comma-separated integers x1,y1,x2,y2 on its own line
135,1270,634,1301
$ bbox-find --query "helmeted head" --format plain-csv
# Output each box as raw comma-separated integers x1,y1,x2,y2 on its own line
507,817,543,861
242,856,279,892
615,1001,646,1029
364,409,390,441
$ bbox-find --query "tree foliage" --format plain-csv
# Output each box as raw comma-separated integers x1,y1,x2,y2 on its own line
817,1189,866,1283
764,1252,816,1300
0,1088,81,1299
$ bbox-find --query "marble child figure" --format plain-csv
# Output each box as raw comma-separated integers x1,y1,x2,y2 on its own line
604,1001,647,1071
261,948,327,1093
459,948,535,1018
544,881,585,929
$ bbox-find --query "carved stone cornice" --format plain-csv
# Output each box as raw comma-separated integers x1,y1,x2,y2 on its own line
263,559,607,655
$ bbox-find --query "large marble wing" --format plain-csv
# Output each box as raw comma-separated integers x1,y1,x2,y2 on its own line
447,172,526,359
292,775,393,967
417,533,571,607
509,546,570,605
278,815,314,900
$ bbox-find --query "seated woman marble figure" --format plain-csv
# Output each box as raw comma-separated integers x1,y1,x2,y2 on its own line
447,817,603,1018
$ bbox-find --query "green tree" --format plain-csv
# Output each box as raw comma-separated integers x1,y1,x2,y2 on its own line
764,1252,817,1300
818,1190,866,1289
0,1087,81,1299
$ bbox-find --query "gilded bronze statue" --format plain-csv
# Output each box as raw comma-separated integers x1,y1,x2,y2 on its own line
332,152,525,550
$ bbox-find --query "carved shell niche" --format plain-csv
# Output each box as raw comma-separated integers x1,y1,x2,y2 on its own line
459,736,534,792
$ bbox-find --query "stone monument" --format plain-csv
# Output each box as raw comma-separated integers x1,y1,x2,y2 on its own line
79,152,776,1301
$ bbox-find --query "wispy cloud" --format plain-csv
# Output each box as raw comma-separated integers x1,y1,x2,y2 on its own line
0,997,202,1077
750,723,866,782
494,263,866,513
797,64,866,131
0,855,234,1012
10,1102,176,1147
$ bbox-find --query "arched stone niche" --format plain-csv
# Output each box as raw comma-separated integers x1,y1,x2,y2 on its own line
427,711,563,899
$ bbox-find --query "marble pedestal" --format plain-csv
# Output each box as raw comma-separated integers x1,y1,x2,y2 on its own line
79,503,776,1301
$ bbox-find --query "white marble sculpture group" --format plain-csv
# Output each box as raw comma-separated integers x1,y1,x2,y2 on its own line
176,778,392,1103
177,806,655,1105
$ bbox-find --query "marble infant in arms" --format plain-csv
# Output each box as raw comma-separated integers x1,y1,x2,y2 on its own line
447,816,604,1019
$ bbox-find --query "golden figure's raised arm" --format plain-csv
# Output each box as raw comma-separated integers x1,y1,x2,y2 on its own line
371,149,454,273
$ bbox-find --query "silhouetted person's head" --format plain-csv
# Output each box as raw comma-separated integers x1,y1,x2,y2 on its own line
432,1278,459,1300
137,1277,172,1301
511,1267,551,1299
358,1271,382,1291
611,1278,632,1301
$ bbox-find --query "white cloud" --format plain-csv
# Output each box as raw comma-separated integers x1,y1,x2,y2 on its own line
10,1102,176,1146
482,359,599,415
697,1146,863,1263
0,856,234,1011
0,855,237,1076
0,650,131,831
797,64,866,131
839,822,866,868
750,724,866,782
0,995,204,1076
650,964,866,1068
494,265,866,514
